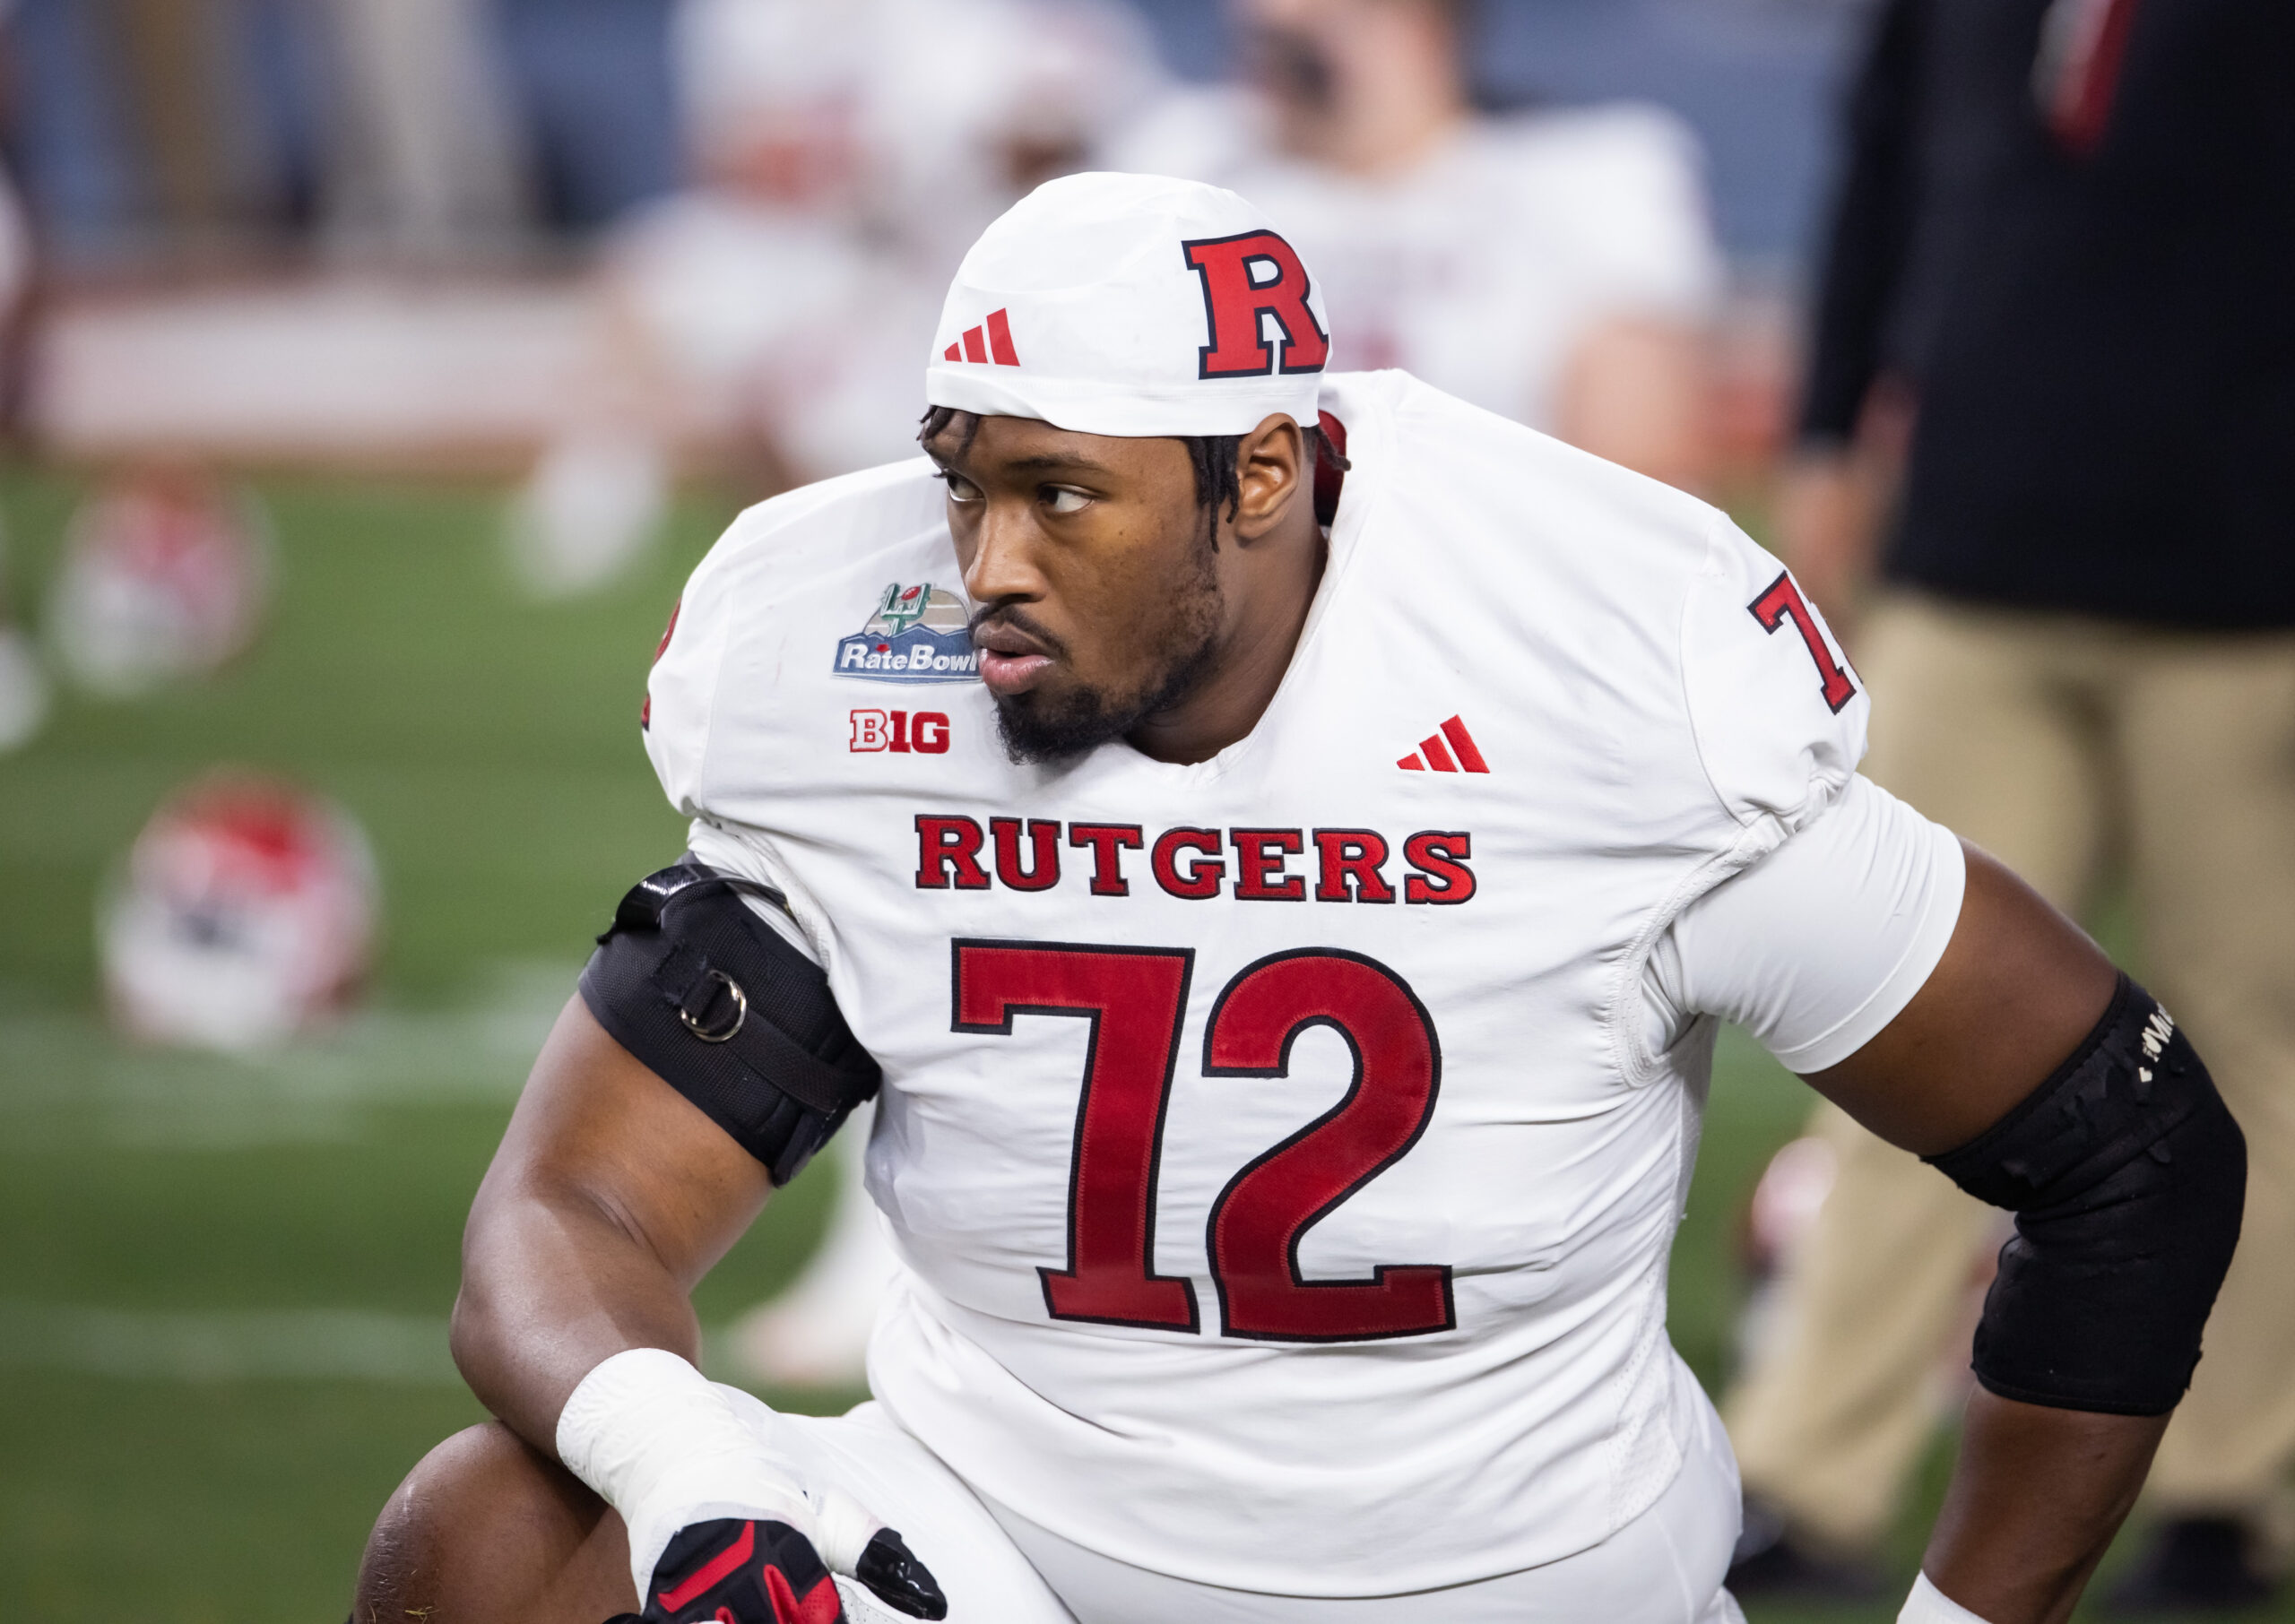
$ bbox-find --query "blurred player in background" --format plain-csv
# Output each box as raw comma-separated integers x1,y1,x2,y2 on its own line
319,0,531,265
1724,0,2295,1610
509,0,1161,598
1113,0,1723,489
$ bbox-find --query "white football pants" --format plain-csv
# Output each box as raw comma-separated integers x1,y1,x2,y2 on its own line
723,1387,1745,1624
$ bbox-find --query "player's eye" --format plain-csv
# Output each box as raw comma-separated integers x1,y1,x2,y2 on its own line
1042,486,1093,516
937,470,983,505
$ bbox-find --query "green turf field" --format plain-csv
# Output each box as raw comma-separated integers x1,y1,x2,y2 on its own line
0,470,2275,1620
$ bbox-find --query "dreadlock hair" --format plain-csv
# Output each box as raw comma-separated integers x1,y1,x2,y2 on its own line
1186,435,1245,531
920,404,984,461
918,408,1349,545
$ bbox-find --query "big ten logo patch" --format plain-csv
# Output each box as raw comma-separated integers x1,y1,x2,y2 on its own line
852,710,951,754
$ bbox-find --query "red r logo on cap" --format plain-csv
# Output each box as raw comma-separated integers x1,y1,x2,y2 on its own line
1182,231,1330,380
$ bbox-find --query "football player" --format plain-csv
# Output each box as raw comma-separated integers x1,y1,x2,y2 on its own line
353,174,2242,1624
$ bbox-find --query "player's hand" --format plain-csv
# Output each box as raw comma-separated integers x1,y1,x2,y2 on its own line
632,1512,947,1623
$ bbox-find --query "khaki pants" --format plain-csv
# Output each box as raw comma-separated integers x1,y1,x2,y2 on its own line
1724,593,2295,1550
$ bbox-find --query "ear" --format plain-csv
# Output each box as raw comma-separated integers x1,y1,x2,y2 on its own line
1228,414,1308,544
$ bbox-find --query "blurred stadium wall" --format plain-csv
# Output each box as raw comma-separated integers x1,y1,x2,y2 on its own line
0,0,1865,474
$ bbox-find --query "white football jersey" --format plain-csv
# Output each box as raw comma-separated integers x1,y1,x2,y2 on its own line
644,370,1866,1594
1111,99,1725,430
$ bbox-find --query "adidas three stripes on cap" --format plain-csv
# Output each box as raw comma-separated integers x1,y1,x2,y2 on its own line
925,171,1332,439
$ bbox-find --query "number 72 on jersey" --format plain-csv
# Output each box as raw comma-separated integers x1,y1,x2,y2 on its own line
952,939,1455,1345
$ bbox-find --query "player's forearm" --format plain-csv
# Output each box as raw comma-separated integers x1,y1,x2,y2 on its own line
1919,1390,2167,1624
450,998,775,1448
452,1182,706,1452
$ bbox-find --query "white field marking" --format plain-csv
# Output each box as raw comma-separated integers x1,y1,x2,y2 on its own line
0,960,576,1147
0,1300,463,1385
0,1300,753,1388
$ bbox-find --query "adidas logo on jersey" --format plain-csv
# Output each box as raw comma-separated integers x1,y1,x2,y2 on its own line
1397,715,1489,773
942,308,1021,367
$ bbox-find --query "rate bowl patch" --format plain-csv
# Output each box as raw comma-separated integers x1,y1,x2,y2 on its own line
834,583,979,684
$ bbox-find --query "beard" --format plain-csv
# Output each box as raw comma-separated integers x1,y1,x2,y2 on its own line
983,565,1224,767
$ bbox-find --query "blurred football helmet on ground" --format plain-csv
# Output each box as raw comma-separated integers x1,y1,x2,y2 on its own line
101,773,379,1051
48,464,273,697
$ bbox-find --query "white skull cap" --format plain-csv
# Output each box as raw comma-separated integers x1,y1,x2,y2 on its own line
925,171,1331,437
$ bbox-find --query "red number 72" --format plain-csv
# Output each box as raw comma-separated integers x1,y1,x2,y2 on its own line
952,940,1455,1343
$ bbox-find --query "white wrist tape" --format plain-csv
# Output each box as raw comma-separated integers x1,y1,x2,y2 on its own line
555,1347,818,1602
1900,1572,1996,1624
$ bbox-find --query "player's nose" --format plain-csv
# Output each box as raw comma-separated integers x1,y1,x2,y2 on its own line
958,499,1047,609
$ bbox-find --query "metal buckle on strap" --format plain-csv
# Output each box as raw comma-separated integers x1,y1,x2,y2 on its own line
679,970,749,1043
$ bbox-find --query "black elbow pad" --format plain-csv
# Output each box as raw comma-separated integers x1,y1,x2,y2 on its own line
579,862,880,1186
1927,973,2245,1414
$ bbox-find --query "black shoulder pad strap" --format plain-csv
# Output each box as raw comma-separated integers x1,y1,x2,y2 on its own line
579,862,880,1184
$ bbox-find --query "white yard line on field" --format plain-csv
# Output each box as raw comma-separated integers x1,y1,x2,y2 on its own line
0,960,576,1147
0,1300,752,1387
0,1300,463,1385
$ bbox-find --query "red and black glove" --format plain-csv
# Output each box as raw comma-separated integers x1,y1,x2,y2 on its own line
609,1516,947,1624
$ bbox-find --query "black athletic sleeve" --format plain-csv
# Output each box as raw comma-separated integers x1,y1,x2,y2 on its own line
1927,976,2246,1413
1797,0,1926,445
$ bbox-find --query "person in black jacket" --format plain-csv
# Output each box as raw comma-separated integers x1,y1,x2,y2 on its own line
1722,0,2295,1611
